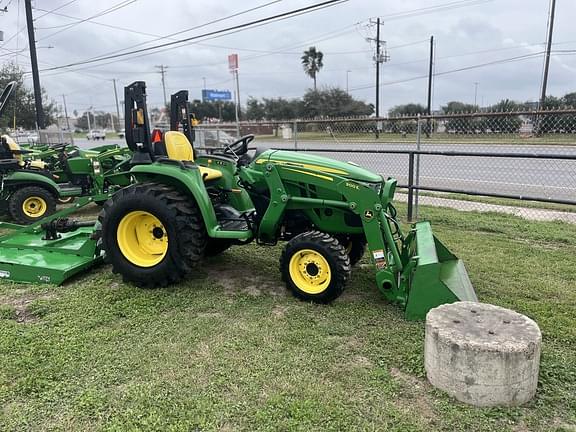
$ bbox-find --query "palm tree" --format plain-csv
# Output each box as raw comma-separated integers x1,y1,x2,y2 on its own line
301,46,324,91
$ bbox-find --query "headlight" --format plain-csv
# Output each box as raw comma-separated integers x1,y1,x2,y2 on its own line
92,160,101,175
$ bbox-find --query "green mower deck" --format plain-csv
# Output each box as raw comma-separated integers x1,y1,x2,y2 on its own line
0,198,101,285
0,228,100,285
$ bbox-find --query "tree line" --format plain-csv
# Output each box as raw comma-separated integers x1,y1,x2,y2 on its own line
0,63,57,130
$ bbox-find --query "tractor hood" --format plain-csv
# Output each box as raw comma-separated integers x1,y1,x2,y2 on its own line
253,150,383,183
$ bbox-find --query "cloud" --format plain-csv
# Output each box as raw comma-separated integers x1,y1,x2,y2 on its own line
0,0,574,115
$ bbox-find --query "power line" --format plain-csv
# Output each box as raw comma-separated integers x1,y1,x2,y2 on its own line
33,7,172,35
37,0,138,42
71,0,284,63
33,0,80,21
36,23,359,79
349,51,546,92
29,0,495,78
376,0,493,21
36,0,350,72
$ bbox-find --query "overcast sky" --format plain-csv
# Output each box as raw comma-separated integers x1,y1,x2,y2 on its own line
1,0,575,115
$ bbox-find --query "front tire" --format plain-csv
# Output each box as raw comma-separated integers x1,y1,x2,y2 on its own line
97,183,207,287
57,196,75,204
8,186,56,224
280,231,350,303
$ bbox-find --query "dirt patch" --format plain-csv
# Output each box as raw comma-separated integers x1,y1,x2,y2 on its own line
326,335,364,351
0,292,56,324
196,312,223,319
348,355,373,369
205,265,286,298
271,305,288,319
340,291,368,302
512,238,561,251
390,367,438,426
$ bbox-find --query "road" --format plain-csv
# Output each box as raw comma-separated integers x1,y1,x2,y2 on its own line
74,138,576,203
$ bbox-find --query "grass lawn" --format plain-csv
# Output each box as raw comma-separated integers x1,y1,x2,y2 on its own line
0,206,575,431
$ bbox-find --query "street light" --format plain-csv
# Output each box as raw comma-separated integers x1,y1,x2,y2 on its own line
346,70,351,94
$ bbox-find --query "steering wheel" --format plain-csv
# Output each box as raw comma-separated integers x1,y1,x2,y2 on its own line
0,81,16,119
223,134,254,159
49,143,69,151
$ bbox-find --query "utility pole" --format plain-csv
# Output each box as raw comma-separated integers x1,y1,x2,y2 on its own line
234,69,241,123
426,35,434,137
474,82,479,107
112,79,121,130
366,18,388,138
24,0,44,129
61,94,70,131
539,0,557,109
229,53,241,134
426,36,434,116
155,65,168,107
346,70,351,94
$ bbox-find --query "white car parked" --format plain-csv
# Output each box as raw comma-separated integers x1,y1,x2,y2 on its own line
86,129,106,140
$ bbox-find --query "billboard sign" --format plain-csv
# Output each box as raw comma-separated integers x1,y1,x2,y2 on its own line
228,53,238,72
202,89,232,102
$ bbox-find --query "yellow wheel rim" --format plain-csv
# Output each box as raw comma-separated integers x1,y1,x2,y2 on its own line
117,211,168,267
22,196,47,218
288,249,332,294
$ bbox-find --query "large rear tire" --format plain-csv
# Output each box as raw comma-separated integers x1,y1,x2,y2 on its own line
8,186,56,224
280,231,350,303
97,183,207,287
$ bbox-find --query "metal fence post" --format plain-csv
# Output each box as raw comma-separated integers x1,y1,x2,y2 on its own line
293,120,298,150
407,152,415,221
414,115,422,220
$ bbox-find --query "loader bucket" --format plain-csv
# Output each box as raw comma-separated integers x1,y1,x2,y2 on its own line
0,227,101,285
404,221,477,320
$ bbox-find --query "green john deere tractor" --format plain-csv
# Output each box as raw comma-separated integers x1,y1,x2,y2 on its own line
0,81,476,320
93,81,476,319
0,82,132,224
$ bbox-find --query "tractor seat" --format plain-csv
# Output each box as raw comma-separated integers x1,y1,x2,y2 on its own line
19,159,47,170
160,131,223,182
1,135,47,170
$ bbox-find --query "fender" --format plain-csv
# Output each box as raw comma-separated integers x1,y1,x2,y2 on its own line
130,163,220,235
2,170,61,196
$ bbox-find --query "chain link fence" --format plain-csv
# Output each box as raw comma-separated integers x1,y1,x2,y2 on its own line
196,110,576,223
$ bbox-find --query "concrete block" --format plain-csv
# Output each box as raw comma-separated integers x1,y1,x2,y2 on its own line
425,301,541,407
